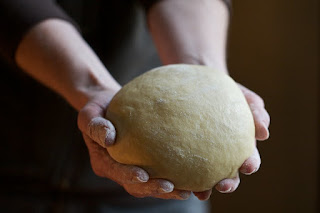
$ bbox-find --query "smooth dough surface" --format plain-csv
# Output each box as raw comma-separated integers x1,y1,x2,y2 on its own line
106,64,255,192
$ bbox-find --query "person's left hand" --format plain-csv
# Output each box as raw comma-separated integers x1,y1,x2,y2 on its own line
77,89,192,200
193,83,270,201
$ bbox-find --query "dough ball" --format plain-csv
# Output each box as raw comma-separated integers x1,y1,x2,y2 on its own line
106,64,255,192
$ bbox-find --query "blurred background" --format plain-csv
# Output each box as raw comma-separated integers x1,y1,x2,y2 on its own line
211,0,319,212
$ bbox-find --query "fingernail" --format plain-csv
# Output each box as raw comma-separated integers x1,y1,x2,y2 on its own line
179,191,190,200
159,182,174,193
105,128,115,146
244,170,255,175
135,174,148,183
249,168,259,175
252,167,259,173
244,171,253,175
219,187,232,193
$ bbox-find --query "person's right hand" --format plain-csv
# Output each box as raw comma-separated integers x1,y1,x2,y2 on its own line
77,89,191,200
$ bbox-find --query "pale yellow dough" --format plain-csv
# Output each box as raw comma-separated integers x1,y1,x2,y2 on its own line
106,64,255,192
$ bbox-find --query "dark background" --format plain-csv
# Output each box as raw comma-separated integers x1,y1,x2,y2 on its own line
0,0,317,212
211,0,319,212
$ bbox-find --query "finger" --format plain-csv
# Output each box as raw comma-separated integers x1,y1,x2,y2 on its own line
88,117,116,147
250,104,270,141
78,102,116,147
240,147,261,175
215,174,240,193
124,179,191,200
238,84,270,141
153,189,192,200
193,189,212,201
83,134,149,184
123,179,175,198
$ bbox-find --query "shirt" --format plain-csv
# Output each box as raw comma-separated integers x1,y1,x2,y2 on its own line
0,0,230,210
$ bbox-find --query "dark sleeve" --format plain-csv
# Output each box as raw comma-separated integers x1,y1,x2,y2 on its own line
139,0,232,13
0,0,77,65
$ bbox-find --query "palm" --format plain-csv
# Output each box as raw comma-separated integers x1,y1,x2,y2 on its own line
77,84,270,201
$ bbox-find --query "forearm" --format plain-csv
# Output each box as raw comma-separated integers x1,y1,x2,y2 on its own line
148,0,229,73
15,19,120,111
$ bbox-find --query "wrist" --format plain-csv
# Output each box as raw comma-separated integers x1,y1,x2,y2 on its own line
148,0,229,75
164,53,229,75
71,78,121,112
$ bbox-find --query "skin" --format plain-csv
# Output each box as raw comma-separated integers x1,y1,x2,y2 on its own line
148,0,270,199
15,0,270,201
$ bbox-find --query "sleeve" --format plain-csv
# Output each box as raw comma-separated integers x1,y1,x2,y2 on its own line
0,0,78,65
139,0,232,13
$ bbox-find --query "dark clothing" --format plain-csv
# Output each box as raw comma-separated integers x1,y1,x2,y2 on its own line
0,0,168,207
0,0,230,65
0,0,229,212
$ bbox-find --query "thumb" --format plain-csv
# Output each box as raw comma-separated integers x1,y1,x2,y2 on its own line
78,102,116,148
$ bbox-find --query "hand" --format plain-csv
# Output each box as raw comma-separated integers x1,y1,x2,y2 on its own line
77,89,191,200
193,84,270,201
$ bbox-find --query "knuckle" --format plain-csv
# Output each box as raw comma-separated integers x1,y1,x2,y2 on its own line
77,108,87,132
256,95,265,106
91,162,106,178
92,167,104,177
246,91,265,107
251,92,264,106
264,110,271,123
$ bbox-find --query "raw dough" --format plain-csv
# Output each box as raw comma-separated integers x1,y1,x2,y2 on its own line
106,64,255,192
